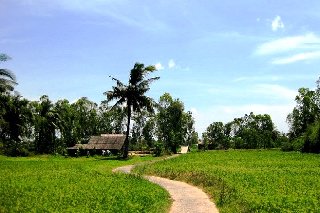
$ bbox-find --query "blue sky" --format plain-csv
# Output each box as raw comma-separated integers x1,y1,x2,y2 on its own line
1,0,320,134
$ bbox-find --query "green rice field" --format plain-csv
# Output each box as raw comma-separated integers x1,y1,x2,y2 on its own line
0,155,170,213
135,150,320,213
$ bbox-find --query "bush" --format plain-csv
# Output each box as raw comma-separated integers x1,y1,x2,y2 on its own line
302,121,320,153
281,137,304,152
3,139,32,157
153,142,163,157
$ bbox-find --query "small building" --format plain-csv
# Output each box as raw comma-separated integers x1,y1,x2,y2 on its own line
180,145,190,154
67,134,125,156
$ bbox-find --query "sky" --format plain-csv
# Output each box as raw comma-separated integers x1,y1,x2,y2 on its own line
1,0,320,134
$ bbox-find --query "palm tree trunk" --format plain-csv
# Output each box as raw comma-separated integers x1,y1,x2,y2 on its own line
123,105,131,159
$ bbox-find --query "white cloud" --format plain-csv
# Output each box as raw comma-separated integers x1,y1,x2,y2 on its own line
256,33,320,55
233,75,281,82
271,15,284,32
253,84,297,100
168,59,176,69
255,33,320,64
272,51,320,64
155,62,164,70
21,0,169,33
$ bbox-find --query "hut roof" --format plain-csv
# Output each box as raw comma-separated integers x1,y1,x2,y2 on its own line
67,134,125,150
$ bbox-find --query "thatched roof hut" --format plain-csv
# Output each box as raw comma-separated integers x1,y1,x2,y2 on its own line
67,134,125,155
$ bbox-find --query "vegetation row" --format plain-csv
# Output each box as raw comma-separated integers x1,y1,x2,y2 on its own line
1,53,320,157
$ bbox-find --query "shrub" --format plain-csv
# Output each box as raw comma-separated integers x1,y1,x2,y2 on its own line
153,142,163,157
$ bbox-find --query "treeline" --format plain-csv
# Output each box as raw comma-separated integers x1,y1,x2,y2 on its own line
1,57,197,157
285,78,320,153
203,76,320,154
202,112,287,150
0,93,197,156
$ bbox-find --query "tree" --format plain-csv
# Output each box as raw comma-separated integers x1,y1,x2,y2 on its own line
0,95,32,156
142,117,156,148
105,63,159,158
287,87,319,139
285,77,320,153
0,54,17,94
205,122,228,149
156,93,196,153
32,95,58,154
182,111,197,146
55,99,76,148
71,97,99,144
97,101,125,134
208,112,278,150
130,110,150,150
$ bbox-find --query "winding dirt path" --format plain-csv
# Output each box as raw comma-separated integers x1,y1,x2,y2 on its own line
113,161,219,213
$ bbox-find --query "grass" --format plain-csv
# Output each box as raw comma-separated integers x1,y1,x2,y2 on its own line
0,155,171,213
134,150,320,213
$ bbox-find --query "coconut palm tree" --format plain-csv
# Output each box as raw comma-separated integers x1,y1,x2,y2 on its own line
0,54,17,93
105,63,159,158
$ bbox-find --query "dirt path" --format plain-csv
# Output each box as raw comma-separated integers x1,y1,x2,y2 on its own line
113,161,219,213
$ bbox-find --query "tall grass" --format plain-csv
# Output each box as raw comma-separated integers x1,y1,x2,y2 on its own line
134,150,320,212
0,155,170,212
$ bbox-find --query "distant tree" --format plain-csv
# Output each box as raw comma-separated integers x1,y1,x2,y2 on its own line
0,54,17,94
156,93,196,153
142,117,156,148
182,111,197,146
207,112,278,150
55,99,76,148
71,97,99,144
287,87,319,140
285,77,320,153
205,122,228,149
130,110,150,150
0,95,32,156
97,101,125,134
105,63,159,158
31,95,58,154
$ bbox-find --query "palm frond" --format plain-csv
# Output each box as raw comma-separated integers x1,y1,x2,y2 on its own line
144,65,157,73
0,69,16,82
0,78,16,93
129,63,144,85
0,54,11,62
109,75,125,87
138,77,160,89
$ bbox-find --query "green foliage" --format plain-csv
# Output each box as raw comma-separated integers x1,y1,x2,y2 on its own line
0,155,170,212
302,120,320,153
142,117,156,148
286,77,320,153
156,93,197,153
31,95,58,154
287,87,319,139
153,142,164,157
204,112,281,150
204,122,229,149
0,95,33,156
135,150,320,212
